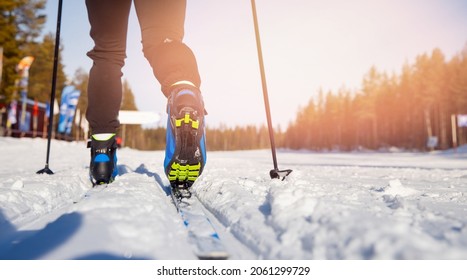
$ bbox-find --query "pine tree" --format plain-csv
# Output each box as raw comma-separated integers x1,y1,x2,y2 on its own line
0,0,46,101
26,33,66,103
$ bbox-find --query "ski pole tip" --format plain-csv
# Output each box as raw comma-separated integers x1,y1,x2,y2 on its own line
36,165,54,175
270,169,292,180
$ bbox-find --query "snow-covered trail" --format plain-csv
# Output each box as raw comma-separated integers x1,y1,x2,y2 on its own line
0,138,253,259
1,137,467,259
0,170,194,259
196,149,467,259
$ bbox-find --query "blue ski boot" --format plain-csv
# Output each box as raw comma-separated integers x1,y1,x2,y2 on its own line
164,84,206,189
88,133,118,185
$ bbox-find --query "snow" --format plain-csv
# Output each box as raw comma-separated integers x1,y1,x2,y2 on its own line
0,137,466,260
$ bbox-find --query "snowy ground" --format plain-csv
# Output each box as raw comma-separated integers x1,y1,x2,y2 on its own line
0,137,466,260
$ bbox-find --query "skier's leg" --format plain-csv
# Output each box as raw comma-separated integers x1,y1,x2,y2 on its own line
134,0,206,187
134,0,201,96
85,0,131,134
85,0,131,184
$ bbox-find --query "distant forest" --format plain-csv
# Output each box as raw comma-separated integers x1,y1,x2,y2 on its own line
285,47,467,151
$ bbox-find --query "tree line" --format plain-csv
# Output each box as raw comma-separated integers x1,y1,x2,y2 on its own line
285,47,467,151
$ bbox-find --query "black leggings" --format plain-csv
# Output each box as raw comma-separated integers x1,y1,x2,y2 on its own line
85,0,201,134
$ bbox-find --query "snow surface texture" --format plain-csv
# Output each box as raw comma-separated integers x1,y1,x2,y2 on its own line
0,137,466,259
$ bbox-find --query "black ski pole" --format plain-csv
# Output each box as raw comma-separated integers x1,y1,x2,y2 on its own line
251,0,292,180
37,0,63,175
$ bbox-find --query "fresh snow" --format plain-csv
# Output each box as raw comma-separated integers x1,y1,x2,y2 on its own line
0,137,466,259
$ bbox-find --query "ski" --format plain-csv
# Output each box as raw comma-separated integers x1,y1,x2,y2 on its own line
170,186,229,260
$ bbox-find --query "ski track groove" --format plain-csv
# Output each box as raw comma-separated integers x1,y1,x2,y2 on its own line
137,164,257,259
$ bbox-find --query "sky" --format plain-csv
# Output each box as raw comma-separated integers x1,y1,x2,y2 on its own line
42,0,467,128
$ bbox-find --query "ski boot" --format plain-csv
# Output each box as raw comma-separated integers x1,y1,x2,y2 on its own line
88,133,118,185
164,83,206,194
